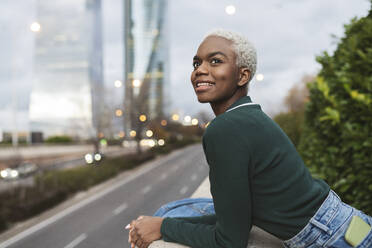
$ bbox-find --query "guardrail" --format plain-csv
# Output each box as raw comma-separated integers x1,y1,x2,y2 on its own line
150,178,283,248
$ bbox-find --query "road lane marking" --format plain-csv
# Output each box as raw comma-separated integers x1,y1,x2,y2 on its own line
142,185,152,194
191,174,197,181
180,186,188,195
64,233,87,248
160,172,168,180
0,144,203,248
113,203,128,215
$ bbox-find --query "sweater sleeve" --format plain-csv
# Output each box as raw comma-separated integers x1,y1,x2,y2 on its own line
173,214,217,225
161,120,253,248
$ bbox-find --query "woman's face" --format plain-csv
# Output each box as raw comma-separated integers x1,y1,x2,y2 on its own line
191,36,240,104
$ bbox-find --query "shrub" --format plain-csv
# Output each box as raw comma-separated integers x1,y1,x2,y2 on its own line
45,135,73,144
299,6,372,214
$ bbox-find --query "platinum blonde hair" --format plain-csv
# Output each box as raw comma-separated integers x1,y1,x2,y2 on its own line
204,29,257,82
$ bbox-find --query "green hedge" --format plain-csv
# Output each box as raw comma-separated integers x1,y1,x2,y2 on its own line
45,135,73,144
299,7,372,214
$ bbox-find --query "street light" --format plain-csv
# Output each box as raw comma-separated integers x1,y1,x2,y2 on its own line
161,120,167,126
191,118,199,125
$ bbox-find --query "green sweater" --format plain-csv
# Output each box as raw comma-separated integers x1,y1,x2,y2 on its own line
161,96,330,248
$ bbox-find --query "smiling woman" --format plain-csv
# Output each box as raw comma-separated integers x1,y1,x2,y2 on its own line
126,29,372,248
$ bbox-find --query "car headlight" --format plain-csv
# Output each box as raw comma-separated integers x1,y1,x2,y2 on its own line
0,170,8,178
85,154,94,164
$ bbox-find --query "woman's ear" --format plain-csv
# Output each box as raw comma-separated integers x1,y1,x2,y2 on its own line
237,68,251,87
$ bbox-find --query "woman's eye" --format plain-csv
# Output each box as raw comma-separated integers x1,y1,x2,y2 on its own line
211,58,222,64
192,61,200,69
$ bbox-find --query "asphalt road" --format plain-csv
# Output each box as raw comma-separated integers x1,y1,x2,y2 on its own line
0,144,209,248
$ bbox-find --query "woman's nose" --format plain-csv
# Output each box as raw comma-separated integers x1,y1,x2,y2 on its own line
195,62,208,75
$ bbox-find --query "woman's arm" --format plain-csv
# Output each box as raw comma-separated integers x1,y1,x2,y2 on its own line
160,120,253,248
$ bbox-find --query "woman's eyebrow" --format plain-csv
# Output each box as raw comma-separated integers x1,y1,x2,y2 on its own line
207,51,227,58
193,51,227,61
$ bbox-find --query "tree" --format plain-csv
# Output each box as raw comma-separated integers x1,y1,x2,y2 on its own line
299,5,372,214
274,75,314,147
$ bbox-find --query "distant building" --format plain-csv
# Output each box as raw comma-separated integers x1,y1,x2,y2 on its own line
123,0,169,135
29,0,104,139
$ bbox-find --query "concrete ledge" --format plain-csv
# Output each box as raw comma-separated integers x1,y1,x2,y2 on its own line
150,177,283,248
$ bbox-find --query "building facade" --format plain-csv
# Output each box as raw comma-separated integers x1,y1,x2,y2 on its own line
123,0,169,136
29,0,104,139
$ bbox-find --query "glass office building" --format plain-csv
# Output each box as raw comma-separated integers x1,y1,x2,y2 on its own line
29,0,103,139
123,0,169,135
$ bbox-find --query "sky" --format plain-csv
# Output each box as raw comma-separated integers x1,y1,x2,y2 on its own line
0,0,370,131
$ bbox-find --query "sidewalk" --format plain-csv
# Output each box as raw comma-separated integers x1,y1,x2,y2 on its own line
150,178,283,248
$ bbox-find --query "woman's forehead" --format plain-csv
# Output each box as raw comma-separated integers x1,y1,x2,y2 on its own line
196,36,235,57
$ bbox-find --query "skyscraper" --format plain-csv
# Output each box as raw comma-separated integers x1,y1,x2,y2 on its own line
29,0,104,139
123,0,169,136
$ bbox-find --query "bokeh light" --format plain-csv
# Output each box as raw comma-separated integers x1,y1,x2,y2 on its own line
225,5,236,15
130,130,137,137
139,114,147,122
172,114,179,121
115,109,123,117
256,73,264,81
132,79,142,88
30,22,41,32
146,130,153,137
114,80,122,88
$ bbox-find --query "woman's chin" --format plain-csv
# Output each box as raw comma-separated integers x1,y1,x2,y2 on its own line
196,95,211,103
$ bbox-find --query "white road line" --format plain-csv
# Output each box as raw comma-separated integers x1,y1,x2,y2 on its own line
142,185,152,194
64,233,87,248
191,174,197,181
113,203,128,215
0,147,193,248
180,186,188,195
160,172,168,180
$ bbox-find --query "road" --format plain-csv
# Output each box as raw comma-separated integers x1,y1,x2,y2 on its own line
0,144,209,248
0,147,137,192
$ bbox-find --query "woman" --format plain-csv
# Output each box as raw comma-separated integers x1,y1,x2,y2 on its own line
126,29,372,248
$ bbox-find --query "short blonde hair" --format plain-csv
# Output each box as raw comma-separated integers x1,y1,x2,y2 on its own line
204,29,257,82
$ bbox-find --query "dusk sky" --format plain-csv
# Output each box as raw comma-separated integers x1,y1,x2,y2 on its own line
0,0,370,131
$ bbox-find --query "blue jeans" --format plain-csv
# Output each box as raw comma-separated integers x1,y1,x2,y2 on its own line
284,190,372,248
154,198,215,217
155,192,372,247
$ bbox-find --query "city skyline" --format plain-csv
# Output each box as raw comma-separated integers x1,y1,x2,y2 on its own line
0,0,370,136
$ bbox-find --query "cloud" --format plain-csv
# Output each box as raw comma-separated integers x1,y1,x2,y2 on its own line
168,0,370,116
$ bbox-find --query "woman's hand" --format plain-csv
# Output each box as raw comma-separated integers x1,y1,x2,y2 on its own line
126,216,164,248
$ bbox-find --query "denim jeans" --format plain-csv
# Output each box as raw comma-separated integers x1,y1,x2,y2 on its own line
284,190,372,248
155,192,372,247
153,198,215,218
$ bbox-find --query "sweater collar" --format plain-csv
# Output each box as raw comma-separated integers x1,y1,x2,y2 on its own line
226,95,253,112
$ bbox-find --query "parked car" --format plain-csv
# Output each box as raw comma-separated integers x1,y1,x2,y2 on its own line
15,162,38,177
